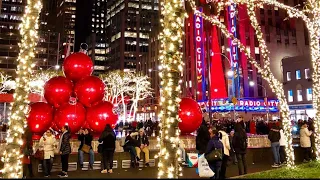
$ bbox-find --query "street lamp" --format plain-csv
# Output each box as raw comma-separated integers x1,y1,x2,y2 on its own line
249,81,269,122
227,70,234,78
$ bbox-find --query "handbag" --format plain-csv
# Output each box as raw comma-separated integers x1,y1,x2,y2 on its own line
34,149,44,160
205,148,223,162
98,143,103,153
198,154,215,178
81,144,91,153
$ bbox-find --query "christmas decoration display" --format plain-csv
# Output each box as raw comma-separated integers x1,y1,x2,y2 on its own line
44,76,73,108
27,102,53,138
23,53,117,137
74,76,105,107
86,101,118,134
62,52,94,82
178,98,203,134
54,102,86,132
2,0,42,178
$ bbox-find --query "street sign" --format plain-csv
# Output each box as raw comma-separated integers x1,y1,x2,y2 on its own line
232,97,237,105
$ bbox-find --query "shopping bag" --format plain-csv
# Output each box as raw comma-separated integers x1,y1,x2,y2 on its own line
198,154,215,178
186,153,198,168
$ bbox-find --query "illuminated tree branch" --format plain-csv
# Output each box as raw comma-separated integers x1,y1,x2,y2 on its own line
187,0,295,166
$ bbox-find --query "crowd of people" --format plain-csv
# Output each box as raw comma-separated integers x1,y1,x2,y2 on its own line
196,118,248,179
21,124,152,178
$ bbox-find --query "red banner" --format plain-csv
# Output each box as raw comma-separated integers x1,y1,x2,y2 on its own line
0,93,45,103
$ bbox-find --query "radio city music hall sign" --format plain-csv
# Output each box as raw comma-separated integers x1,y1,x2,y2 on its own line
228,4,238,68
195,8,204,82
198,99,279,107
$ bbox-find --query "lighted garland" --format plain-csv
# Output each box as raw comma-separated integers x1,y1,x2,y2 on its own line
1,0,42,178
156,0,186,178
187,0,295,166
235,0,320,159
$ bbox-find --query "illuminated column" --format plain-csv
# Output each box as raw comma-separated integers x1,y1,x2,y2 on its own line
157,0,185,178
1,0,42,178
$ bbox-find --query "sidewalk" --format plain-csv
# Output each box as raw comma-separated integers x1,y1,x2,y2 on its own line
33,162,272,179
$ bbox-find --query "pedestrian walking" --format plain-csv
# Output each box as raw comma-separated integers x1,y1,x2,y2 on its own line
218,127,230,179
22,125,34,179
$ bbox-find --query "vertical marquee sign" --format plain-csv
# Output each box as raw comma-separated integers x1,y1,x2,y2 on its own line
228,3,240,98
194,7,206,100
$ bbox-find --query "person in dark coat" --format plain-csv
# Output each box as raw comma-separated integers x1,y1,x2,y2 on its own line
58,125,71,178
123,131,140,168
205,127,224,179
78,128,94,170
268,123,281,167
22,125,34,178
99,124,116,174
232,123,248,175
196,120,210,154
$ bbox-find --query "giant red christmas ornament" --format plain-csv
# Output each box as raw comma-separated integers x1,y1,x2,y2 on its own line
86,101,118,133
63,52,94,82
54,102,86,133
44,76,73,108
178,98,202,134
27,102,53,135
74,76,105,107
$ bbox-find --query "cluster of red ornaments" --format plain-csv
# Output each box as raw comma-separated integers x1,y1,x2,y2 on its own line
27,53,118,139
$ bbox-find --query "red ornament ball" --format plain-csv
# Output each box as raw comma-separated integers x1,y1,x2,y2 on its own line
86,101,118,133
54,102,86,133
63,52,94,82
27,102,54,134
178,98,202,134
74,76,105,107
44,76,73,108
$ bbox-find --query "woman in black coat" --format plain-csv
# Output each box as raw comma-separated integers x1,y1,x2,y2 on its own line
78,128,94,169
232,123,248,175
58,125,71,178
99,124,116,174
196,120,210,154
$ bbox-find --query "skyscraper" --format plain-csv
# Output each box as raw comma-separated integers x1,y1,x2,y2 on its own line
0,0,60,75
56,0,77,59
105,0,159,71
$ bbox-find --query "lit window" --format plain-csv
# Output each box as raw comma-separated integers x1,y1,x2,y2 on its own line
288,90,293,102
297,90,303,101
305,68,310,79
286,71,291,81
11,6,17,11
306,88,312,101
296,70,301,80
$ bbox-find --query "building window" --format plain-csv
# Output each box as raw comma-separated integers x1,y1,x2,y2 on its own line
297,89,303,101
306,88,312,101
286,71,291,81
305,68,310,79
296,70,301,80
288,90,293,102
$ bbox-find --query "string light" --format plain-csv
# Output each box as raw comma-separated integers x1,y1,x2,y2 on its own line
1,0,42,178
234,0,320,160
187,0,295,166
156,0,186,178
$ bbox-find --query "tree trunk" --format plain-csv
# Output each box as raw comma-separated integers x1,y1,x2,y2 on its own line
2,0,42,178
158,0,185,178
308,24,320,158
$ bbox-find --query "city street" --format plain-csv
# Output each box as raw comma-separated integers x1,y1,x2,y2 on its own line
33,162,272,179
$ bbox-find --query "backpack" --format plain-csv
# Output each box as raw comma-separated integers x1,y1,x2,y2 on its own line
239,137,248,151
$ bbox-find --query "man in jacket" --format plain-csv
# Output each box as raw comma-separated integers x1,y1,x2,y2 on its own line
232,123,248,175
78,128,94,170
206,128,224,179
135,128,150,166
268,123,281,167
